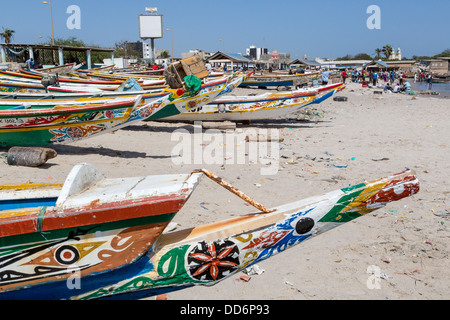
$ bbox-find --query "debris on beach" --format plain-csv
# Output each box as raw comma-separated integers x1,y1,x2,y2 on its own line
6,146,57,167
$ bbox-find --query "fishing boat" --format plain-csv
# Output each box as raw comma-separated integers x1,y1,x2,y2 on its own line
0,166,419,299
239,72,320,89
34,62,77,75
0,96,144,146
161,87,318,121
0,78,123,93
0,163,202,297
145,73,251,122
0,75,233,104
310,82,346,105
0,75,236,146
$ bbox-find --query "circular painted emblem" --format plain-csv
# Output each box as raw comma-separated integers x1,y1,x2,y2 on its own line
67,127,83,138
55,245,80,265
295,217,315,234
139,107,151,118
104,110,115,119
187,101,197,109
187,240,240,281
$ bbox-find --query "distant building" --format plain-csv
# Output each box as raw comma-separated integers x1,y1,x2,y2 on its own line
386,60,417,73
207,51,254,69
143,42,151,59
319,59,371,70
260,50,291,69
246,45,268,61
289,58,321,70
428,57,450,75
180,49,213,61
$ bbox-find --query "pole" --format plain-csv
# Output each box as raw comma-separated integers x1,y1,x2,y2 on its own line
50,1,54,46
170,30,173,62
43,1,55,45
150,38,155,63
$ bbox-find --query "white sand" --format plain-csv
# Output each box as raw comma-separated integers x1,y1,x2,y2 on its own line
1,81,448,300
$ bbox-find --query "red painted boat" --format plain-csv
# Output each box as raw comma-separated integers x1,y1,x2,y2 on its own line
0,163,202,292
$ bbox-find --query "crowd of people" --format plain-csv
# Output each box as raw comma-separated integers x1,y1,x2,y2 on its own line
339,68,435,92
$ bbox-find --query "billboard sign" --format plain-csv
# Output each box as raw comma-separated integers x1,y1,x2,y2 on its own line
138,14,163,39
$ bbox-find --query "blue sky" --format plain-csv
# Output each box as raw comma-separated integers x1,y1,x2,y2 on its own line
1,0,449,59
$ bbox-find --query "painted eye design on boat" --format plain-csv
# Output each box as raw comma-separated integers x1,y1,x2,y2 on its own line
295,217,315,235
54,245,80,265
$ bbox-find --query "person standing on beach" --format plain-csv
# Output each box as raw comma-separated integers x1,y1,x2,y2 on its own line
428,74,433,90
342,70,347,84
372,71,378,86
321,68,331,85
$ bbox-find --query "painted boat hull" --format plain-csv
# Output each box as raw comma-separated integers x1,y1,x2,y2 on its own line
162,88,318,121
0,97,144,146
0,169,419,299
0,76,234,146
143,75,243,122
239,72,320,88
310,82,345,105
0,163,202,296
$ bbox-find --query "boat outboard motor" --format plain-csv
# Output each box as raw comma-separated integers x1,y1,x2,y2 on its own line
41,73,59,93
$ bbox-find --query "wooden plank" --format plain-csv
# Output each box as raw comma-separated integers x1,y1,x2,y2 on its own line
180,55,209,79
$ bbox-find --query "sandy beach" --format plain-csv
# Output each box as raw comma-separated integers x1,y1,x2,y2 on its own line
0,80,448,300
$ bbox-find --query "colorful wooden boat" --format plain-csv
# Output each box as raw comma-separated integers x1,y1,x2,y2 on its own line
310,82,346,105
0,167,419,299
0,76,235,146
145,73,251,122
0,69,124,87
0,78,122,93
161,87,318,121
0,96,144,146
0,163,202,297
239,72,320,89
0,76,232,104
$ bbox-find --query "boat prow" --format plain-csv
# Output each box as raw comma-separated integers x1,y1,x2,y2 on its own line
0,163,203,296
70,168,419,300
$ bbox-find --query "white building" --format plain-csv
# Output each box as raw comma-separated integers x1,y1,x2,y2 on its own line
389,48,402,60
246,45,268,61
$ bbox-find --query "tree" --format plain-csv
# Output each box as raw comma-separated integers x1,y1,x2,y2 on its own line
113,40,142,59
382,44,393,59
374,48,382,59
353,53,372,60
0,27,15,44
158,50,170,59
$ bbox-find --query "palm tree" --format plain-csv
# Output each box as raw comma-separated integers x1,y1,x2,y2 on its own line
382,44,393,59
374,48,382,59
0,27,15,44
